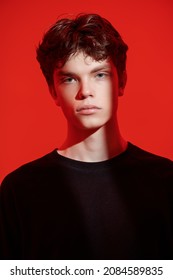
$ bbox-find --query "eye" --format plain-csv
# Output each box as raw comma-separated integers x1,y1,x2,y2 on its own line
95,72,110,79
96,73,106,78
61,76,76,84
60,76,76,84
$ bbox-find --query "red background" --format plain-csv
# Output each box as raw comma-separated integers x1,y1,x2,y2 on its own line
1,0,173,182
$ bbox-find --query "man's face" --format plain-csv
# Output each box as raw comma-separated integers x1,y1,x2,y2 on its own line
51,52,125,132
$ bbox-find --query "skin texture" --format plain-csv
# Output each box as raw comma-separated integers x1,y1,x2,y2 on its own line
50,52,127,162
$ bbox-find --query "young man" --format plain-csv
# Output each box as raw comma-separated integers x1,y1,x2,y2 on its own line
0,13,173,260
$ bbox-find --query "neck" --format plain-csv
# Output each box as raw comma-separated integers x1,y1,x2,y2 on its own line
58,120,127,162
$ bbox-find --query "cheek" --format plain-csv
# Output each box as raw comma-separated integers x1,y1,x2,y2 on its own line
58,84,78,103
104,84,119,116
58,93,75,117
102,82,117,105
57,88,71,105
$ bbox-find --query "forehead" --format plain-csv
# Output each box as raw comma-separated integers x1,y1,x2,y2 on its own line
56,52,114,75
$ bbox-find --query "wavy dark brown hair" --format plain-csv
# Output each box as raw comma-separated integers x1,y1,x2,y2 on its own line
36,13,128,85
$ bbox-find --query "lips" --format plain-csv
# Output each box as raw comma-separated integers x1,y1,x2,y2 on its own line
77,105,100,112
76,105,101,115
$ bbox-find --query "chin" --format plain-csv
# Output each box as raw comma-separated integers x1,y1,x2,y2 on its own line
77,121,108,131
72,116,110,131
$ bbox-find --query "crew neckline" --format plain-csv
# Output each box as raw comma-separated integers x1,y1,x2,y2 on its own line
50,142,131,170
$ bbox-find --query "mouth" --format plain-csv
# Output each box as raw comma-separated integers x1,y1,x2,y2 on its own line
76,105,101,115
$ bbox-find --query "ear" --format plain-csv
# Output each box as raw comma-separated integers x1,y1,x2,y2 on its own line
49,85,60,106
118,71,127,96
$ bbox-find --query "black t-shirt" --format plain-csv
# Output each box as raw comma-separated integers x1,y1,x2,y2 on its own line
0,142,173,259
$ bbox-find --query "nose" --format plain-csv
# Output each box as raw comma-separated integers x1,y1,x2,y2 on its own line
76,80,93,100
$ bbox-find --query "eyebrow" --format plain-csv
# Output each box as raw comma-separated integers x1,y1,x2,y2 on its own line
56,64,111,77
56,71,75,77
90,65,111,74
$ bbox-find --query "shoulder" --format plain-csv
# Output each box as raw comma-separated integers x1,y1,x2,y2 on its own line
128,142,173,163
127,142,173,176
0,149,59,191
